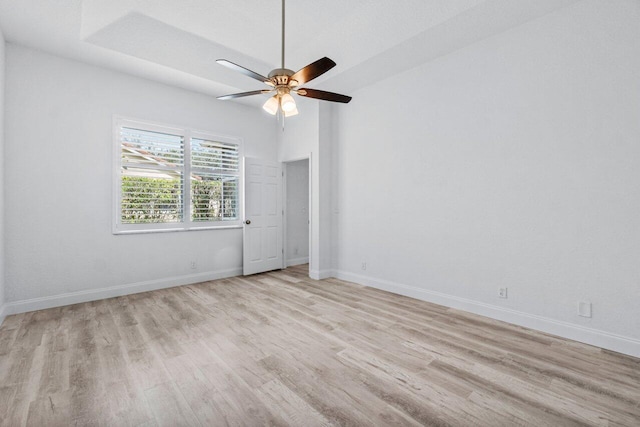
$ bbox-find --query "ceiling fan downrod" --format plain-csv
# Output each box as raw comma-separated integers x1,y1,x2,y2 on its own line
215,0,352,118
281,0,285,69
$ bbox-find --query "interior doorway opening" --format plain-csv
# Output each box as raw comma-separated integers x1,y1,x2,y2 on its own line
283,158,310,276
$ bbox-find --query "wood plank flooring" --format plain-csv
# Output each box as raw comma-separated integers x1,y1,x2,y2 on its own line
1,264,639,426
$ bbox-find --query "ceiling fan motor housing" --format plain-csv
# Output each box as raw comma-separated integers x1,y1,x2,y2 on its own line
268,68,298,87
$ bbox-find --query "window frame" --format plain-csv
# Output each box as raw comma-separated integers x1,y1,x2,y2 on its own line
112,116,244,234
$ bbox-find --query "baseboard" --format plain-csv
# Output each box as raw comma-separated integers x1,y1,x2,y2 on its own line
0,303,7,327
286,257,309,267
2,268,243,317
334,270,640,358
4,267,638,358
309,269,333,280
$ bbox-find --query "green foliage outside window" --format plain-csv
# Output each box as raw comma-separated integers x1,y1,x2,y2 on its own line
121,176,236,223
121,176,182,223
191,179,223,221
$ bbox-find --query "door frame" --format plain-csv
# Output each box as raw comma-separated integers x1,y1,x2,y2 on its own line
282,153,312,274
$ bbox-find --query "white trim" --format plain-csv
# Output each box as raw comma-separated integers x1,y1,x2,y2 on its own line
1,268,242,317
286,257,309,267
308,152,313,278
282,163,288,270
333,270,640,358
0,304,7,327
310,269,333,280
113,225,243,235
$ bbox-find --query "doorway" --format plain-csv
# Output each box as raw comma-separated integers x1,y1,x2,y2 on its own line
284,158,310,274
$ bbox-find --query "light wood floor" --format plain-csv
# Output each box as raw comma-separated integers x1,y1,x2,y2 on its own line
1,265,639,426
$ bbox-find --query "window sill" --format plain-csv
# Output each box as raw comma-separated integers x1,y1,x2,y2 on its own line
113,224,243,235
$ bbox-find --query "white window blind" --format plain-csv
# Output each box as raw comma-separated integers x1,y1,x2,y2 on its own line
120,127,185,224
114,118,242,234
190,137,239,222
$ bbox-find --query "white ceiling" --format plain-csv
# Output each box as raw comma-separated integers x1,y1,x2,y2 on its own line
0,0,580,104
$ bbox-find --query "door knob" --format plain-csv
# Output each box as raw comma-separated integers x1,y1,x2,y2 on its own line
244,220,251,225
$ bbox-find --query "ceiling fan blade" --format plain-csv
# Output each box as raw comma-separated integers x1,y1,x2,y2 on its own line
217,89,273,100
216,59,273,85
297,88,352,104
290,57,336,86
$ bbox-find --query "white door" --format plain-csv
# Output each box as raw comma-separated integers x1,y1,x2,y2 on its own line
243,157,283,275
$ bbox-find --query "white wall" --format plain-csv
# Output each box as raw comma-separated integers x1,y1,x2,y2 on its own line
0,26,5,321
285,159,309,265
278,97,319,162
4,44,277,311
334,0,640,356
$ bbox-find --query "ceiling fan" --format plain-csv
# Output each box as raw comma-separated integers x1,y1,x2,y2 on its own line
216,0,352,118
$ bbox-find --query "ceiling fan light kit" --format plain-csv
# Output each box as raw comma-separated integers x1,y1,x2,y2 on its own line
216,0,351,120
262,96,280,115
280,93,296,112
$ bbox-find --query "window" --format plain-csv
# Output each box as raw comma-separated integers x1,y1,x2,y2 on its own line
114,118,242,233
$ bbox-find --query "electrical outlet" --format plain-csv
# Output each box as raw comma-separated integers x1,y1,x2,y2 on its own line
578,301,592,318
190,261,197,270
499,288,508,299
361,262,367,271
